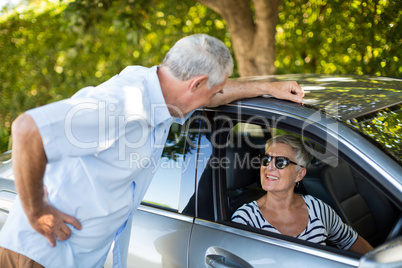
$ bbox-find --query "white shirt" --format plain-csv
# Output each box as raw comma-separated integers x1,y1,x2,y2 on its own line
0,66,183,267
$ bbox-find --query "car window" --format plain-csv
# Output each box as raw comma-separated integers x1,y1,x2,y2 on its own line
142,122,187,211
178,112,206,215
198,109,400,249
348,103,402,164
232,123,265,138
204,113,400,252
142,113,202,213
181,112,215,220
189,109,400,255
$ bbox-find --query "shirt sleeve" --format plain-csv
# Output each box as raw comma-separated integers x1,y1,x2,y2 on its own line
231,202,261,228
319,200,359,250
231,207,251,226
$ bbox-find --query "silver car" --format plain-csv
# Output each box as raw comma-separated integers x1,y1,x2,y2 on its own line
1,74,401,267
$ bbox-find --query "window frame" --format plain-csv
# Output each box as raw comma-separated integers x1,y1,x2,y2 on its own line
198,106,401,259
141,116,201,214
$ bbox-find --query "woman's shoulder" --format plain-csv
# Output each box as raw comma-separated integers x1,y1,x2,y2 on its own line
301,194,330,208
301,194,336,216
301,194,316,202
234,200,259,213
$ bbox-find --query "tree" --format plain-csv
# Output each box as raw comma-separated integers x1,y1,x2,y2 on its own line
195,0,402,77
197,0,281,77
275,0,401,76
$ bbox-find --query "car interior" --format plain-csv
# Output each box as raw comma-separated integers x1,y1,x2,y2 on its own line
195,118,401,252
224,122,402,249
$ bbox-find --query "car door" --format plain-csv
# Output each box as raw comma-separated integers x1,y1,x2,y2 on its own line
188,106,402,267
0,152,15,231
105,115,203,267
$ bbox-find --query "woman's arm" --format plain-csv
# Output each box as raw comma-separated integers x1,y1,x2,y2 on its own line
348,235,373,255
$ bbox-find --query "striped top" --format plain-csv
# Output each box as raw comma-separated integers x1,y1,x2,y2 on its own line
231,195,358,250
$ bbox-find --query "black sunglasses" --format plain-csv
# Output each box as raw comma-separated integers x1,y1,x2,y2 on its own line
259,154,304,169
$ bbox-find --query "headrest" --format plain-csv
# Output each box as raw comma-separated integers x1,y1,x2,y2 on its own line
225,134,262,191
321,160,357,201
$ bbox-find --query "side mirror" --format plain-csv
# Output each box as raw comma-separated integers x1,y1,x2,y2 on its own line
359,237,402,268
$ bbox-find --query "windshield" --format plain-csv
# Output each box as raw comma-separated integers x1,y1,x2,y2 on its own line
348,104,402,164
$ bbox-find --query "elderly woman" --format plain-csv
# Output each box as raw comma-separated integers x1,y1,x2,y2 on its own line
231,135,373,255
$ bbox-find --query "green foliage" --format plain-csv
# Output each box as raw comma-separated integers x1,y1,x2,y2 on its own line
276,0,401,76
350,104,402,163
0,0,400,153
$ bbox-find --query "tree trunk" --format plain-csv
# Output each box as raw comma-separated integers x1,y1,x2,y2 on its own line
196,0,281,77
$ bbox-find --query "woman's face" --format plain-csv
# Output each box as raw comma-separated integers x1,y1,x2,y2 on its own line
260,143,305,193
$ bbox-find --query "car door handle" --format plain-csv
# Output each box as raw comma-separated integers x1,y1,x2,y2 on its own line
206,254,244,268
205,247,253,268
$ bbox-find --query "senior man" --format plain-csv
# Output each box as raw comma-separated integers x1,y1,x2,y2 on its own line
0,34,304,267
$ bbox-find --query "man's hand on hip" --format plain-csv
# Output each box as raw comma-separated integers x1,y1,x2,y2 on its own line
29,193,82,248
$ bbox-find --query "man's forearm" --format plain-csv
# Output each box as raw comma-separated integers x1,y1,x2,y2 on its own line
12,113,47,220
208,80,304,107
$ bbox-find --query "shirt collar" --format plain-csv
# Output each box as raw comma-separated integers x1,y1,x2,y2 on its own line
148,66,172,126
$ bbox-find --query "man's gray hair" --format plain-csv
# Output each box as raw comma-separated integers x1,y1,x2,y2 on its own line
265,135,313,170
161,34,234,88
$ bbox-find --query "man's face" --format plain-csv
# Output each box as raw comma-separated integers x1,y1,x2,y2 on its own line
167,75,228,118
192,76,228,109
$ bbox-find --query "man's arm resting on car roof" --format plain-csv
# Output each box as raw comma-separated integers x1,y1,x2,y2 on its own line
208,80,304,107
11,113,82,247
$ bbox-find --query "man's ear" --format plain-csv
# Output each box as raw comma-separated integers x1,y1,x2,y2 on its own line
189,75,208,92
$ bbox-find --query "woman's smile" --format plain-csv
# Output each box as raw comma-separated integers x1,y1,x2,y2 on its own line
265,174,279,181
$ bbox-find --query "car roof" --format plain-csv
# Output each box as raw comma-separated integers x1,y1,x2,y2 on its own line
231,74,402,121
